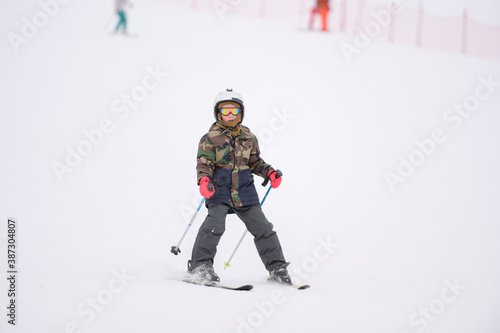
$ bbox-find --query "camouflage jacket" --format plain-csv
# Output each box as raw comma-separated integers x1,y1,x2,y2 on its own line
197,123,273,207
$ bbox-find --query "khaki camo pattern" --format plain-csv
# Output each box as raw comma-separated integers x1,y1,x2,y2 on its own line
197,123,272,207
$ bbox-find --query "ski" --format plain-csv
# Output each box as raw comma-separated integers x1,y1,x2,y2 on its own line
266,277,310,290
182,279,307,290
219,284,254,291
183,280,253,291
295,284,311,290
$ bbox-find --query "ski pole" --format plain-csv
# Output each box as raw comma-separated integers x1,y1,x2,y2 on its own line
170,184,213,255
223,170,282,269
223,186,271,269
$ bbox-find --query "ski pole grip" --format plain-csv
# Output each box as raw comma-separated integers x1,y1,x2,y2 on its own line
262,169,282,187
207,182,214,192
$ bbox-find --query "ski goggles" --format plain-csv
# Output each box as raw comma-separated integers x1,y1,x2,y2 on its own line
219,107,241,116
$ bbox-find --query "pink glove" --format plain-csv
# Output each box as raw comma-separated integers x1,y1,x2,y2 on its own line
267,170,282,189
199,176,215,199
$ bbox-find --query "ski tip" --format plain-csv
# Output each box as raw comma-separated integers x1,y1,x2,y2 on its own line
295,284,311,290
228,284,253,291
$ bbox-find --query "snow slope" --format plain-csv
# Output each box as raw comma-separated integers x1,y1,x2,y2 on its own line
1,1,500,333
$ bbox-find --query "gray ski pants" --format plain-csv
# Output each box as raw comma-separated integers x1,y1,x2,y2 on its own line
190,203,286,272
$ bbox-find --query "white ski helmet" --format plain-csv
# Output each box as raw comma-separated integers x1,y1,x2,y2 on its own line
213,88,245,121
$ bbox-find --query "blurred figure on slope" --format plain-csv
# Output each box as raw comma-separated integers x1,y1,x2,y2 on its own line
114,0,131,34
309,0,330,31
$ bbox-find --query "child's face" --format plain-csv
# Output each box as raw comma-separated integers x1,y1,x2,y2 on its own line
219,103,240,123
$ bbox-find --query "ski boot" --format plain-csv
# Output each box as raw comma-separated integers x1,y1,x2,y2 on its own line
187,261,220,286
269,262,293,285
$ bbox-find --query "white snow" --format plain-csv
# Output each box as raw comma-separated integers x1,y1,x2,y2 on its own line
1,1,500,333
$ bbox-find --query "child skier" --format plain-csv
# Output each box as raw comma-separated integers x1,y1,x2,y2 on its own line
187,89,292,286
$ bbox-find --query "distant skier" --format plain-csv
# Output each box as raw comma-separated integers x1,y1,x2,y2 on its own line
309,0,330,31
187,89,292,286
114,0,130,34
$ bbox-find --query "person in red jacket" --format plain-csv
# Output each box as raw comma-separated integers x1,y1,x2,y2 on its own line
309,0,330,32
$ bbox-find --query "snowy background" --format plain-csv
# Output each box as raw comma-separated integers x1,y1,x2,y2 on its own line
1,0,500,332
